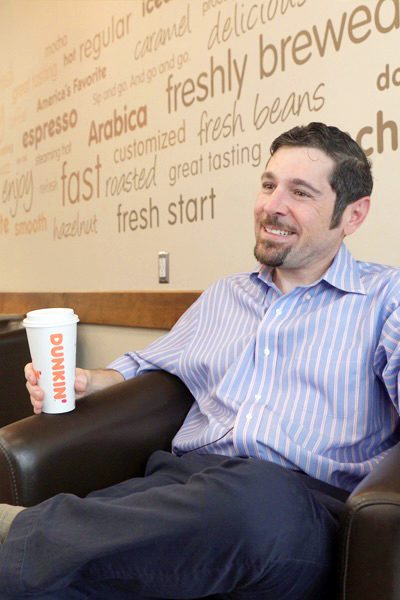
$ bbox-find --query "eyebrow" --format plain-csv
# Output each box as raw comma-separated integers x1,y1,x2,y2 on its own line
261,172,323,196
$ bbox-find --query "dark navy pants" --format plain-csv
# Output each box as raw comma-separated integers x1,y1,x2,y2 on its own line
0,451,348,599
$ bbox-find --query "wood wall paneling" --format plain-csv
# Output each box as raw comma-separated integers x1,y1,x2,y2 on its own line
0,292,201,329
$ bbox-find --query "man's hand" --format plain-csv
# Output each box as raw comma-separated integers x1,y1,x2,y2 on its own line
24,363,124,414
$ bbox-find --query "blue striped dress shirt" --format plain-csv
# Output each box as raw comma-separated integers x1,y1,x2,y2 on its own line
109,244,400,492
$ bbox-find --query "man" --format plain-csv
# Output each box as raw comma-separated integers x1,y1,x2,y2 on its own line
1,122,399,599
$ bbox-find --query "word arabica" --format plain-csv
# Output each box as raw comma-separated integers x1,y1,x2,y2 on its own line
88,105,147,145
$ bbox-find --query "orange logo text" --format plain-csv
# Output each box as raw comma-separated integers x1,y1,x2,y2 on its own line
50,333,67,402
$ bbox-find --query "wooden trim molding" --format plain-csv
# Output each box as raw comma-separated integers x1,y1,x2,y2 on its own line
0,292,201,330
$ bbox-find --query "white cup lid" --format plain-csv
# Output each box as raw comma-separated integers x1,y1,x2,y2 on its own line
23,308,79,327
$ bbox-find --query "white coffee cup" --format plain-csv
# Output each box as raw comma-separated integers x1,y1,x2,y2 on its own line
23,308,79,414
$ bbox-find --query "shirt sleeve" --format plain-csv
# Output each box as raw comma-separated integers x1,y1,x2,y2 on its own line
374,302,400,413
107,292,203,380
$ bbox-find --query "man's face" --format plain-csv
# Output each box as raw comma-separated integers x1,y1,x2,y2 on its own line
254,145,346,283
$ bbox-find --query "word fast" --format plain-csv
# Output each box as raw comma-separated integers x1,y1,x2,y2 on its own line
166,48,247,113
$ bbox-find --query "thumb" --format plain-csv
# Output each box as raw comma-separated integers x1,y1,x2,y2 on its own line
75,369,90,397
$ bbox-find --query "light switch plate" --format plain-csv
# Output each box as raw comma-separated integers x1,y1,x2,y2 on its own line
158,251,169,283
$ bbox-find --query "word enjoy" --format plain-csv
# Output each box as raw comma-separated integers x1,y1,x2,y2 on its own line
1,169,33,218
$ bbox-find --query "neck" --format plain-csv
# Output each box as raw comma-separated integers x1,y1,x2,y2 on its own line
272,256,336,294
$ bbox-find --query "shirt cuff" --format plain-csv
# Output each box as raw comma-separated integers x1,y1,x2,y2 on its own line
107,353,139,380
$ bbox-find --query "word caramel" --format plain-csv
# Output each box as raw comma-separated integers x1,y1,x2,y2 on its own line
50,333,67,402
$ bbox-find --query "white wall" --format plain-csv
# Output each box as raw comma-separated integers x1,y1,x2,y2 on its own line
77,323,164,368
1,0,399,363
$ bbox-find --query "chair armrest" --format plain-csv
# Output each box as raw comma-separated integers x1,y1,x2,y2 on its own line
339,442,400,600
0,371,194,507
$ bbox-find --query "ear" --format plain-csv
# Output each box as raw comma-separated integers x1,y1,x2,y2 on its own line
342,196,370,236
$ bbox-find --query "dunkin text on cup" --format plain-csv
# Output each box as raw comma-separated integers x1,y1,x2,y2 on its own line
49,332,68,403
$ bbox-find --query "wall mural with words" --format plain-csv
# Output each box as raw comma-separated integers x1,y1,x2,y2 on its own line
0,0,399,291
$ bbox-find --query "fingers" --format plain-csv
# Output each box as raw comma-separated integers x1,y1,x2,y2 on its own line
24,362,37,386
25,362,44,414
75,368,90,399
74,368,123,399
24,365,117,413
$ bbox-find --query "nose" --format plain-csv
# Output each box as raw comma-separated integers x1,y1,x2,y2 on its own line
259,186,289,216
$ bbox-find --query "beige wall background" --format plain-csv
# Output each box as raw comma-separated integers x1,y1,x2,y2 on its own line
76,324,165,369
1,0,399,366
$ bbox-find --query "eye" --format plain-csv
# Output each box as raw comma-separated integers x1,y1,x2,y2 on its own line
293,189,311,198
262,181,274,192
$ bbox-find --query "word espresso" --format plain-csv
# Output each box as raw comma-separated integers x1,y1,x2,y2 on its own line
23,109,78,150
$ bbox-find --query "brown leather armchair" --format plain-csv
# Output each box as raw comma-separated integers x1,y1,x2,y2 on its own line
0,370,398,600
0,327,33,427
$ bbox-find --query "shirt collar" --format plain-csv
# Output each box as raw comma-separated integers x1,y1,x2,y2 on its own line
322,243,366,294
251,243,366,295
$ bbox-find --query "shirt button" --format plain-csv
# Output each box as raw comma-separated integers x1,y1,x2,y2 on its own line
264,347,270,356
275,308,282,315
255,394,261,400
246,412,252,421
305,293,311,300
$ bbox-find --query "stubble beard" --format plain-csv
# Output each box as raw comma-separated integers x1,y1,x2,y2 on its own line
254,216,296,267
253,239,292,267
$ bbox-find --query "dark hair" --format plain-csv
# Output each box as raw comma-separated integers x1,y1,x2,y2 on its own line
270,122,373,228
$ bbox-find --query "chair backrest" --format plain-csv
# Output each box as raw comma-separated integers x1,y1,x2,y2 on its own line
0,328,32,427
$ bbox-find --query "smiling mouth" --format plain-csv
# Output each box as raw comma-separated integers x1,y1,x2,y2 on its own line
263,225,295,238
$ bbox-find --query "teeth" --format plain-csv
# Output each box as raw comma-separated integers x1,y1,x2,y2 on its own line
265,227,291,237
